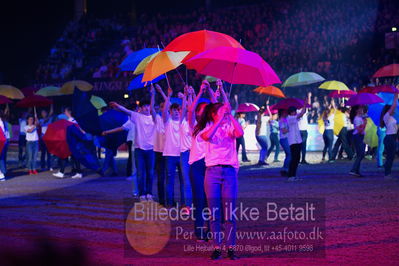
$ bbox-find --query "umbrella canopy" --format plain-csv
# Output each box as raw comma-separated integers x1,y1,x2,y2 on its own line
372,64,399,78
185,47,281,87
164,30,244,61
282,72,325,87
66,125,100,170
98,110,128,153
368,103,399,126
43,120,74,159
0,95,12,104
0,128,5,155
16,95,53,108
364,118,378,148
127,74,165,91
133,51,160,75
328,90,357,98
36,86,62,97
360,85,398,94
142,51,190,82
274,98,309,110
90,95,107,110
346,93,383,106
21,87,38,97
204,76,217,82
119,48,159,71
60,80,93,95
378,92,399,105
72,89,102,135
0,85,24,99
236,103,259,112
254,86,286,98
319,80,349,91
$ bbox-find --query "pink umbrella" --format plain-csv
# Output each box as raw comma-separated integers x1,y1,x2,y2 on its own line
185,47,281,87
346,93,383,106
328,90,357,98
372,64,399,78
274,98,310,110
236,103,259,112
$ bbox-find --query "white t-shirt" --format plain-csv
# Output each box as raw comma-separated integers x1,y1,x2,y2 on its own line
180,119,191,153
324,113,335,130
24,125,39,141
384,112,398,135
279,118,289,139
189,128,206,165
353,116,366,135
287,115,302,145
130,112,156,150
258,115,270,136
163,118,181,156
153,115,165,153
202,121,239,169
122,119,136,142
298,110,308,131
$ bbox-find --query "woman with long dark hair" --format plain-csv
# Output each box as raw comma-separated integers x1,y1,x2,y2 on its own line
199,102,243,260
380,92,398,178
349,105,367,177
321,100,336,162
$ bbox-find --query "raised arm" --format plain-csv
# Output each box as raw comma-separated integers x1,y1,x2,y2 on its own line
388,92,398,115
109,101,134,116
102,126,124,135
179,86,188,124
155,83,167,102
201,105,227,141
162,87,172,123
150,84,156,124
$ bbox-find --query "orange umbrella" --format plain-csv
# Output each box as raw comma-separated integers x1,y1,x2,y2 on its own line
254,86,285,98
142,51,190,82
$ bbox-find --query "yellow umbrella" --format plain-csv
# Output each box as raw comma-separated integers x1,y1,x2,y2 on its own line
319,80,349,91
142,51,190,82
333,110,345,136
133,52,160,75
317,117,325,134
364,118,378,148
90,95,107,110
36,86,62,97
60,80,93,95
0,85,24,99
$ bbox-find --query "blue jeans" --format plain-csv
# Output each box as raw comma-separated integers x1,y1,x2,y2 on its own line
155,152,166,205
280,138,291,170
377,127,386,167
351,134,365,174
180,150,192,206
0,141,9,174
204,165,237,247
384,134,396,176
236,136,248,161
40,138,53,169
267,133,280,161
166,155,183,206
322,129,334,160
256,135,268,163
26,141,39,170
102,149,117,175
18,134,26,166
189,158,209,239
300,130,308,162
135,148,155,196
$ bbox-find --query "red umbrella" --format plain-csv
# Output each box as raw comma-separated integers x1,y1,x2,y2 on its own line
274,98,310,110
360,85,398,94
43,120,74,159
346,93,384,106
236,103,259,112
0,128,6,155
21,87,38,97
185,47,281,87
328,90,357,98
372,64,399,78
16,95,53,108
0,95,12,104
164,30,244,61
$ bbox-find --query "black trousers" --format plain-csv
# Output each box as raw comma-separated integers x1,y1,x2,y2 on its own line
236,136,248,161
126,141,133,176
300,130,308,162
288,143,301,178
332,127,353,160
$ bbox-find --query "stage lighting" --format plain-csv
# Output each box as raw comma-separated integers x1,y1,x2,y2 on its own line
392,27,397,32
124,94,129,99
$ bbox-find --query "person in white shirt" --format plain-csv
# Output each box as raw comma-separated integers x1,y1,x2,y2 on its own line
110,86,157,202
331,107,354,161
235,112,250,162
255,105,270,166
199,102,243,260
0,108,10,180
321,101,336,162
18,112,29,168
349,105,368,177
287,104,307,181
298,92,312,164
380,92,398,178
25,114,40,175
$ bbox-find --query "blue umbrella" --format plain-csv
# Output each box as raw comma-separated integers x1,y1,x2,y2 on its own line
66,125,100,171
198,97,211,104
98,110,129,153
72,88,102,135
127,74,166,91
368,93,399,126
119,48,158,71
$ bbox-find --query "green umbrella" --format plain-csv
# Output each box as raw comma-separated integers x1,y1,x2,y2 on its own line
90,95,107,110
204,76,218,82
36,86,62,97
282,72,325,87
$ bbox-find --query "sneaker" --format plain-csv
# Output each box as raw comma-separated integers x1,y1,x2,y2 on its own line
49,168,54,171
139,195,147,202
242,159,251,163
273,159,281,163
328,160,335,163
257,161,268,166
33,170,38,175
288,177,299,182
53,172,65,178
349,171,362,177
0,173,5,182
210,249,222,260
28,170,33,175
227,248,239,260
146,194,154,201
71,173,83,179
